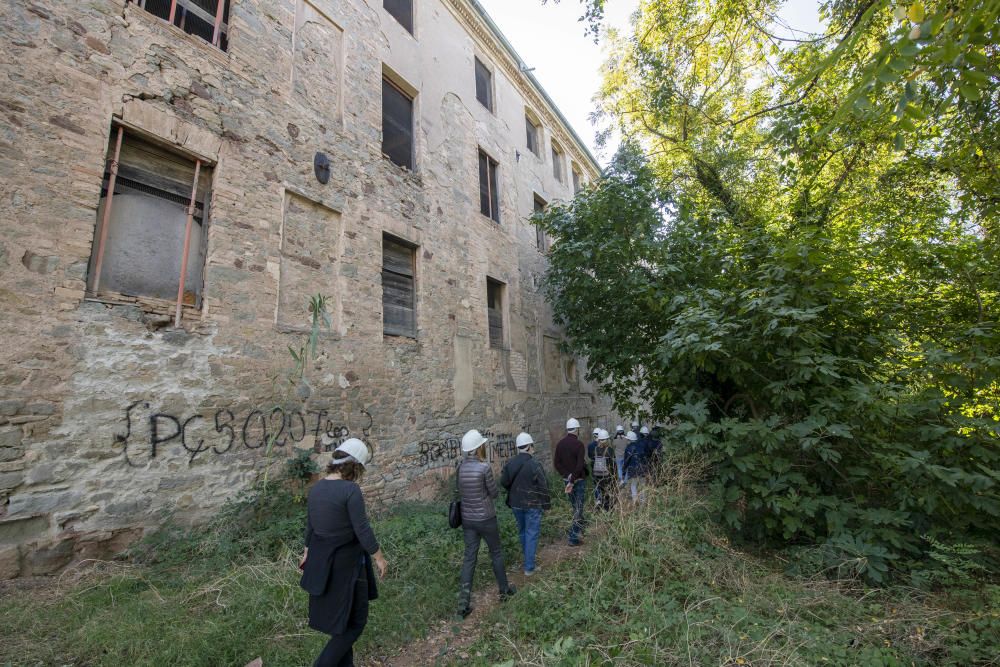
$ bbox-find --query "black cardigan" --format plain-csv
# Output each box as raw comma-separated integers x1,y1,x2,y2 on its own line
300,480,379,636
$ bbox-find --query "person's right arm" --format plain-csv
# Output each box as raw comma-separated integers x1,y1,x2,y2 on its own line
300,502,313,569
499,461,513,490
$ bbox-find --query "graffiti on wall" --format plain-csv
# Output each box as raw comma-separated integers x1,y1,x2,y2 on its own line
113,401,373,466
416,430,520,469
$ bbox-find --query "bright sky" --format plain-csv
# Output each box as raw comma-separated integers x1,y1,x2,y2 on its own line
475,0,824,166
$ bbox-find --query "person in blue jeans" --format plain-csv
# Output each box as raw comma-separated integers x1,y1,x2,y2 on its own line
553,418,588,546
500,433,552,575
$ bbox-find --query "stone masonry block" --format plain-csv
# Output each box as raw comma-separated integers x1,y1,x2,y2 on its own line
0,545,20,579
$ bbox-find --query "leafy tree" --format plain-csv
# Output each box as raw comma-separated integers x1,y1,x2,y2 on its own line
537,0,999,580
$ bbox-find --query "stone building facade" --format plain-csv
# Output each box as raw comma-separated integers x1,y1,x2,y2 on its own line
0,0,620,578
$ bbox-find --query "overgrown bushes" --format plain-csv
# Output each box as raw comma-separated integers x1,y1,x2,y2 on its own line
537,146,999,581
469,455,1000,666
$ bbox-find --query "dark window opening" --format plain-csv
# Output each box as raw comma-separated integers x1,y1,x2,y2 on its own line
88,127,213,309
475,57,493,112
382,235,416,338
573,168,582,194
478,149,500,223
487,278,504,349
382,77,414,170
132,0,230,50
552,144,564,183
533,194,547,251
526,115,539,156
383,0,413,34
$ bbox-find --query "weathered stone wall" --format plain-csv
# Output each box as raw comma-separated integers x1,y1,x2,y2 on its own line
0,0,619,579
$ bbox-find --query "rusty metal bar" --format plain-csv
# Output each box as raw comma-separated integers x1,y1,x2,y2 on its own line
90,125,124,295
174,159,201,327
211,0,225,47
168,0,178,24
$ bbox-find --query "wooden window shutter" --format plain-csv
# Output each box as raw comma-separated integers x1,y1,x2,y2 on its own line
382,236,416,337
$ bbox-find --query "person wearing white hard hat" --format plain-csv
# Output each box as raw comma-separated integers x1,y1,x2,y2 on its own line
591,429,618,511
623,431,646,503
301,438,388,667
500,433,551,576
587,428,602,505
455,429,515,619
613,425,629,484
553,417,587,546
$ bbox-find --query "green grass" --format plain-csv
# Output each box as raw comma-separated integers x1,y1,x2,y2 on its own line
463,459,1000,666
0,479,571,667
2,468,995,666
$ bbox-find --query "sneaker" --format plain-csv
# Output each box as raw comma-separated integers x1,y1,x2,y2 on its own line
454,606,472,620
523,568,536,577
500,585,517,601
568,540,584,547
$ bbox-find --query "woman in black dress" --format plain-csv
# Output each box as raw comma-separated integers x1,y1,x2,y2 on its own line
300,438,388,667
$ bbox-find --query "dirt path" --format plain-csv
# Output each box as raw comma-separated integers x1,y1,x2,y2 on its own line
375,538,591,667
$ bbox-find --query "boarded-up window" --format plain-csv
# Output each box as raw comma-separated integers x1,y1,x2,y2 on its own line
572,166,582,194
382,235,416,337
135,0,230,50
487,278,504,349
533,194,547,251
383,0,413,33
478,148,500,223
552,143,564,183
88,128,212,307
475,57,493,112
382,77,414,170
525,114,539,156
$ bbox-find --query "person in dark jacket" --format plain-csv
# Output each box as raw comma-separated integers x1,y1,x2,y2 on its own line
587,428,601,505
623,430,646,503
591,429,618,511
553,417,587,546
500,432,552,576
456,429,515,619
300,438,388,667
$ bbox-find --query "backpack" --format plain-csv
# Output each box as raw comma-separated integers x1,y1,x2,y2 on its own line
593,446,610,476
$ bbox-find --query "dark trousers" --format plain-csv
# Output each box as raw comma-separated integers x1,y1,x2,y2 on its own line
567,479,586,544
314,570,369,667
458,517,509,611
595,475,615,511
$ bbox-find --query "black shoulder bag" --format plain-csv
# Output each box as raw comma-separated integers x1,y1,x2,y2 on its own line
448,463,463,529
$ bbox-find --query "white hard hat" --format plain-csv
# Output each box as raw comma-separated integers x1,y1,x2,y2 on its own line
515,432,534,449
592,427,600,436
566,418,580,430
597,428,610,441
626,431,638,442
461,429,489,453
640,426,650,435
616,425,625,433
330,438,371,467
631,420,639,427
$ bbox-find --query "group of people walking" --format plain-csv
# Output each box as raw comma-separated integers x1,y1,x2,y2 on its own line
298,417,661,666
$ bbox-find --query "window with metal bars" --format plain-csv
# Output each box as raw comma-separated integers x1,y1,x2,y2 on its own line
382,235,417,338
382,77,415,170
486,278,505,349
475,57,493,112
131,0,230,50
383,0,413,34
88,126,213,322
478,149,500,223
